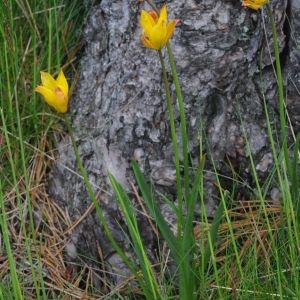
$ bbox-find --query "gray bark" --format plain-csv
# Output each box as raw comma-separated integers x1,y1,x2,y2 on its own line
48,0,299,287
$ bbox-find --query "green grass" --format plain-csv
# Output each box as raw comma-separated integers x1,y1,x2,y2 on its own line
0,0,84,188
0,0,85,299
1,0,300,299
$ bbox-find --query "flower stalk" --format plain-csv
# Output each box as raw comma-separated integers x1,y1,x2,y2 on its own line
158,49,183,249
166,44,190,201
63,115,135,273
142,2,195,298
266,4,289,170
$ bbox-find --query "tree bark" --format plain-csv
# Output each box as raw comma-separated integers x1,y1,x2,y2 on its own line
48,0,299,287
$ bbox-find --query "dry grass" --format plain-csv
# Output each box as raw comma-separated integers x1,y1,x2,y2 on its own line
0,135,104,299
194,199,282,265
0,132,285,299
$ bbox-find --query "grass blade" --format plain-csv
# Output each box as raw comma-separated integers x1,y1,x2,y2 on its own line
109,173,162,300
132,161,179,264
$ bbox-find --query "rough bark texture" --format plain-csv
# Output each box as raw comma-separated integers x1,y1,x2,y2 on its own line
48,0,299,286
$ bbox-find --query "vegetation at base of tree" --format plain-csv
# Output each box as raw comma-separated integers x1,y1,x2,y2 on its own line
0,1,299,299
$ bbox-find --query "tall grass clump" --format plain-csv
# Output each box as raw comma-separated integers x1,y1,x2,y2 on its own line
1,0,300,299
0,0,86,298
208,3,300,298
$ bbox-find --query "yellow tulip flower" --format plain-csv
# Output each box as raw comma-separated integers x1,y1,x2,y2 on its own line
140,4,178,50
242,0,269,10
35,70,69,113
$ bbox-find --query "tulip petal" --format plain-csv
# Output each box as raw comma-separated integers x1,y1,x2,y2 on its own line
148,11,158,23
56,69,69,97
158,4,167,24
141,35,156,50
242,0,268,9
150,20,167,49
164,19,178,45
35,85,59,109
40,72,57,90
35,86,68,113
140,10,156,36
55,87,68,113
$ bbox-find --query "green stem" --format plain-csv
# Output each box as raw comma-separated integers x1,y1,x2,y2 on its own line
158,50,183,244
267,4,289,169
166,43,190,201
63,115,136,275
146,0,190,200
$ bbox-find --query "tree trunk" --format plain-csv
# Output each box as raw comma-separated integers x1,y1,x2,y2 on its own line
48,0,299,287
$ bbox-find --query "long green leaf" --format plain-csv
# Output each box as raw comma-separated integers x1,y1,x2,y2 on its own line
202,194,225,272
291,134,300,222
183,157,205,251
132,161,179,264
179,160,205,300
109,173,161,300
0,181,23,300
